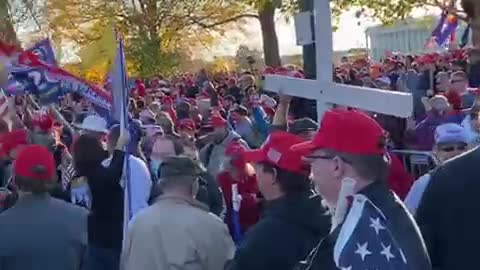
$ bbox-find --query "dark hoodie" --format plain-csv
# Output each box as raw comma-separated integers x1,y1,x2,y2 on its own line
228,191,331,270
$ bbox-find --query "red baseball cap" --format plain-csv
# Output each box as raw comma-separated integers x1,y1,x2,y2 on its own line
13,144,55,181
0,129,28,157
178,118,196,131
242,131,308,174
291,109,385,155
210,114,227,128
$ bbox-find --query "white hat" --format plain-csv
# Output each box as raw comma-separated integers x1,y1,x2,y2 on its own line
435,123,468,145
78,115,108,133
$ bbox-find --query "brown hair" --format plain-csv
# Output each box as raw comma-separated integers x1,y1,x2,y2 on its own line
15,175,55,193
72,135,108,175
258,162,311,194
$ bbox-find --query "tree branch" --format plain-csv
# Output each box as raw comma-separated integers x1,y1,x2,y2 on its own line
424,0,468,21
190,13,259,29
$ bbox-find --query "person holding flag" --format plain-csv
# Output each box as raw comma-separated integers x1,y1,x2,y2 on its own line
292,109,431,270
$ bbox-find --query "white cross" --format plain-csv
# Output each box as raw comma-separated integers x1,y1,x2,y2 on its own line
263,0,413,120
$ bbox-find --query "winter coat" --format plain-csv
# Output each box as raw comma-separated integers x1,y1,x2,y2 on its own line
121,195,235,270
0,194,88,270
416,147,480,270
227,191,331,270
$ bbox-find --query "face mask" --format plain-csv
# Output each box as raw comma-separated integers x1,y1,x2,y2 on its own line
150,159,162,177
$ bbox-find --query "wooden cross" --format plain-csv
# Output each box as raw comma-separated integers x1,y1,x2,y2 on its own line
263,0,413,120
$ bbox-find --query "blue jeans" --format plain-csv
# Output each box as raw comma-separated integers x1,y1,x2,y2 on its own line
84,245,120,270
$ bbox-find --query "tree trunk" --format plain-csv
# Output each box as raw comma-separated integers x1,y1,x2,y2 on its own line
258,2,281,67
0,0,19,45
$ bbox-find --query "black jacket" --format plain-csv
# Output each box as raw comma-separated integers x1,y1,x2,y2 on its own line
416,147,480,270
298,182,431,270
196,171,226,218
228,191,331,270
83,150,125,252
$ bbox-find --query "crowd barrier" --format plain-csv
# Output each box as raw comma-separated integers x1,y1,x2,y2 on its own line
391,150,439,180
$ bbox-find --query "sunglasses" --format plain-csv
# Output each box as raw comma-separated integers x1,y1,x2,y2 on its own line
438,144,467,153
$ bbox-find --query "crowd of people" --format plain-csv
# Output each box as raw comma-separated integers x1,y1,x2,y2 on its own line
0,46,479,270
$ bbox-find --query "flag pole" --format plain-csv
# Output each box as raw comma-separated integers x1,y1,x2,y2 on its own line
115,31,133,247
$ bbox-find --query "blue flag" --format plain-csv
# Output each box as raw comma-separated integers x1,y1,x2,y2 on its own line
26,39,57,66
334,194,414,269
112,36,133,240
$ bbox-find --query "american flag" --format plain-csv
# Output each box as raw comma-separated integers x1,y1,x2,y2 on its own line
334,194,411,270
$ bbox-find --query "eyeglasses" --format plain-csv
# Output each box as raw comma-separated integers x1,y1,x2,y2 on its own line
438,144,468,152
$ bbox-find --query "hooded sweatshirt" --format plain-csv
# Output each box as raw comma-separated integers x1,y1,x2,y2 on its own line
228,192,331,270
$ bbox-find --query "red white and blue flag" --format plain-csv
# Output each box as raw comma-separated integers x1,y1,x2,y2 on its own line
334,194,412,270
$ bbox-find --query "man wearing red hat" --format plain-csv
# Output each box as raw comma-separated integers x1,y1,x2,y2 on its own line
199,114,248,178
0,129,28,187
227,131,330,270
0,145,88,270
290,109,430,269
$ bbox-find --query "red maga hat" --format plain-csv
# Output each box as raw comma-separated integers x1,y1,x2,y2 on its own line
242,131,308,174
210,114,227,128
13,144,55,181
0,129,28,157
291,109,385,156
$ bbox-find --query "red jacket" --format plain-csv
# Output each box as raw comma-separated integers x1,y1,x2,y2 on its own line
217,171,260,233
387,153,414,200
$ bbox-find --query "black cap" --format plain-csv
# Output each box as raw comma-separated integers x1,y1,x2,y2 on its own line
288,118,318,135
158,156,205,180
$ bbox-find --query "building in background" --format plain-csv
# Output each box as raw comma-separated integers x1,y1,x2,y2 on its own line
366,15,469,60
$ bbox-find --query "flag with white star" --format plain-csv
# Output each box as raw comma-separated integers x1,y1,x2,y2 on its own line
333,194,410,270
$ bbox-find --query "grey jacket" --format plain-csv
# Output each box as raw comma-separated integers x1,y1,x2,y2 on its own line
199,131,249,178
0,193,88,270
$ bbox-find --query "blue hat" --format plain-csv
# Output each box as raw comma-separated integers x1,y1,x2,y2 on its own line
435,123,468,145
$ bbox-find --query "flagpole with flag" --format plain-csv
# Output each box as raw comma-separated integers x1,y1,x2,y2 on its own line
111,32,133,244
